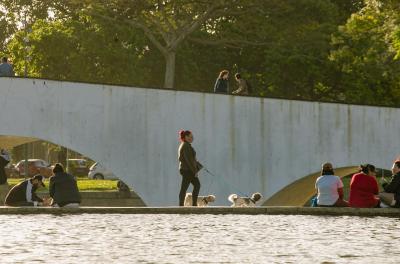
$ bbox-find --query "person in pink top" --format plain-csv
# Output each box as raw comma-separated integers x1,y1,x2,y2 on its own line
349,164,380,208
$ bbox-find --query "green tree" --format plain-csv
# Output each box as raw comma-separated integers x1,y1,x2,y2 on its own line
330,0,400,105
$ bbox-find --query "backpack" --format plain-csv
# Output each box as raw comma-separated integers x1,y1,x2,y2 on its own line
245,79,252,94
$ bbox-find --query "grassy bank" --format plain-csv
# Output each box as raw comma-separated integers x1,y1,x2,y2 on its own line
7,178,118,191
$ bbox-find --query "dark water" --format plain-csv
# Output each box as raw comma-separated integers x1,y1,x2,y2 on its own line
0,214,399,263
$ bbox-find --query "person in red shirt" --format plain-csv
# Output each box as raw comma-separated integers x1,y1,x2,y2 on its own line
349,164,380,208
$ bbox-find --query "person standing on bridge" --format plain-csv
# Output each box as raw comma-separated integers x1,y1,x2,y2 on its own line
214,70,229,94
232,73,249,96
0,57,15,77
315,163,348,207
178,130,203,206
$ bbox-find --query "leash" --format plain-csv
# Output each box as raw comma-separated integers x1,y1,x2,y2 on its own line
203,167,250,198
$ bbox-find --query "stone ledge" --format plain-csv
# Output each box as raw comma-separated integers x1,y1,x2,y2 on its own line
0,206,399,216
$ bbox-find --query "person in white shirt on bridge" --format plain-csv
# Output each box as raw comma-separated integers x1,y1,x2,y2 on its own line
315,162,349,207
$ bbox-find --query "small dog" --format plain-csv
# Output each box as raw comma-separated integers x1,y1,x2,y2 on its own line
228,192,263,207
184,193,216,207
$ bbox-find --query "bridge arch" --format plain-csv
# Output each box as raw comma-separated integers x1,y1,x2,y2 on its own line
262,166,360,206
1,77,400,206
0,135,146,205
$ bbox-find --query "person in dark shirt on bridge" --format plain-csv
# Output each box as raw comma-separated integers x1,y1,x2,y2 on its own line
0,57,15,77
178,130,203,206
379,160,400,207
349,164,380,208
214,70,229,93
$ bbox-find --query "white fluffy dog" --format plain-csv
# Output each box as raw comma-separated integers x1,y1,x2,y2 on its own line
228,192,263,207
184,193,216,207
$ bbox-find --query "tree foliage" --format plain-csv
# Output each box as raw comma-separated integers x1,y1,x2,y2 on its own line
2,0,400,106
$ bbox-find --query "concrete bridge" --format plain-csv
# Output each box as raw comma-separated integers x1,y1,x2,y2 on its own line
0,77,399,206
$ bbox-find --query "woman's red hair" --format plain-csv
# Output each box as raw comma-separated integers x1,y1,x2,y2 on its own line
179,130,192,142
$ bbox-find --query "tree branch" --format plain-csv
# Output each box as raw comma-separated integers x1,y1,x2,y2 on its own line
188,36,270,48
169,3,223,50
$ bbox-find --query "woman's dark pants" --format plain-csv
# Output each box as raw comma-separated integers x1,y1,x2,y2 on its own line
179,170,201,206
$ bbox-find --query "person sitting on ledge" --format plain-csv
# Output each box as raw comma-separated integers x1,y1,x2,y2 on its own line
315,162,349,207
49,163,81,208
4,175,49,206
349,164,380,208
379,160,400,207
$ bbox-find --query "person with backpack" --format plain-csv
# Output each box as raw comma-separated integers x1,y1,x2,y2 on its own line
232,73,250,95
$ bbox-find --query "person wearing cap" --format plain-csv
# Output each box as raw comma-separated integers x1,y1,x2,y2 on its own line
4,175,46,206
315,162,349,207
0,149,11,204
49,163,81,207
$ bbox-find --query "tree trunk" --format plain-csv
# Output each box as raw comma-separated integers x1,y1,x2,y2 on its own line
163,51,176,89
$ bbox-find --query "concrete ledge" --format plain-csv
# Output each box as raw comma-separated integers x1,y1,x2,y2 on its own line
0,206,399,216
37,191,146,207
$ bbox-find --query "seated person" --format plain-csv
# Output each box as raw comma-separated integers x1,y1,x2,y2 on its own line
117,180,131,197
5,175,47,206
379,161,400,207
349,164,380,208
315,162,349,207
49,163,81,207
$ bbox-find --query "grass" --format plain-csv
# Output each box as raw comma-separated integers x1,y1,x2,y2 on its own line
7,178,118,192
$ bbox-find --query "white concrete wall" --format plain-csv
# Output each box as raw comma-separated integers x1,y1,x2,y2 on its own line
0,77,399,206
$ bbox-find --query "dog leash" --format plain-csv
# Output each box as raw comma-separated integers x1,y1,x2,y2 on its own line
203,167,250,198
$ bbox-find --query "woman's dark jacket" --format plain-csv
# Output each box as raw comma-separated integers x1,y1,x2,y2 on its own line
214,78,229,93
0,156,9,185
49,172,81,207
178,142,202,175
383,172,400,207
5,179,43,206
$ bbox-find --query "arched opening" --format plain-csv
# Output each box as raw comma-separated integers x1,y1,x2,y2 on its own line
0,135,146,206
263,166,360,206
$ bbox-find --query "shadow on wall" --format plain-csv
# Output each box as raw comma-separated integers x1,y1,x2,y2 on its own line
262,166,360,206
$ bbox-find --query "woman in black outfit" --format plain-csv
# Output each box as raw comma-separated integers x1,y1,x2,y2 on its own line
214,70,229,93
178,130,203,206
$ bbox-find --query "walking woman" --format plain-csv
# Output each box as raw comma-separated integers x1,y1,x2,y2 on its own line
214,70,229,93
349,164,380,208
178,130,203,206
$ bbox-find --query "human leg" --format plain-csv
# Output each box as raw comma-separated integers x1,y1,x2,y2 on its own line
179,171,192,206
190,176,201,206
334,198,349,207
379,192,395,206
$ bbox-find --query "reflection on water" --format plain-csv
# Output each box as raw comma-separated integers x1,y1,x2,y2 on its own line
0,214,400,263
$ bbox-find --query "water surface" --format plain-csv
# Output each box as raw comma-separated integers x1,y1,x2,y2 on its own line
0,214,399,263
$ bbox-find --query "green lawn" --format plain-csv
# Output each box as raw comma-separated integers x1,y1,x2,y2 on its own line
7,178,118,191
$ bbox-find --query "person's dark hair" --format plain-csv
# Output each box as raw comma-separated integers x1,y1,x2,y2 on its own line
218,70,229,79
359,164,375,174
321,162,334,175
394,160,400,169
235,73,241,79
53,163,64,174
1,57,7,63
179,130,192,142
